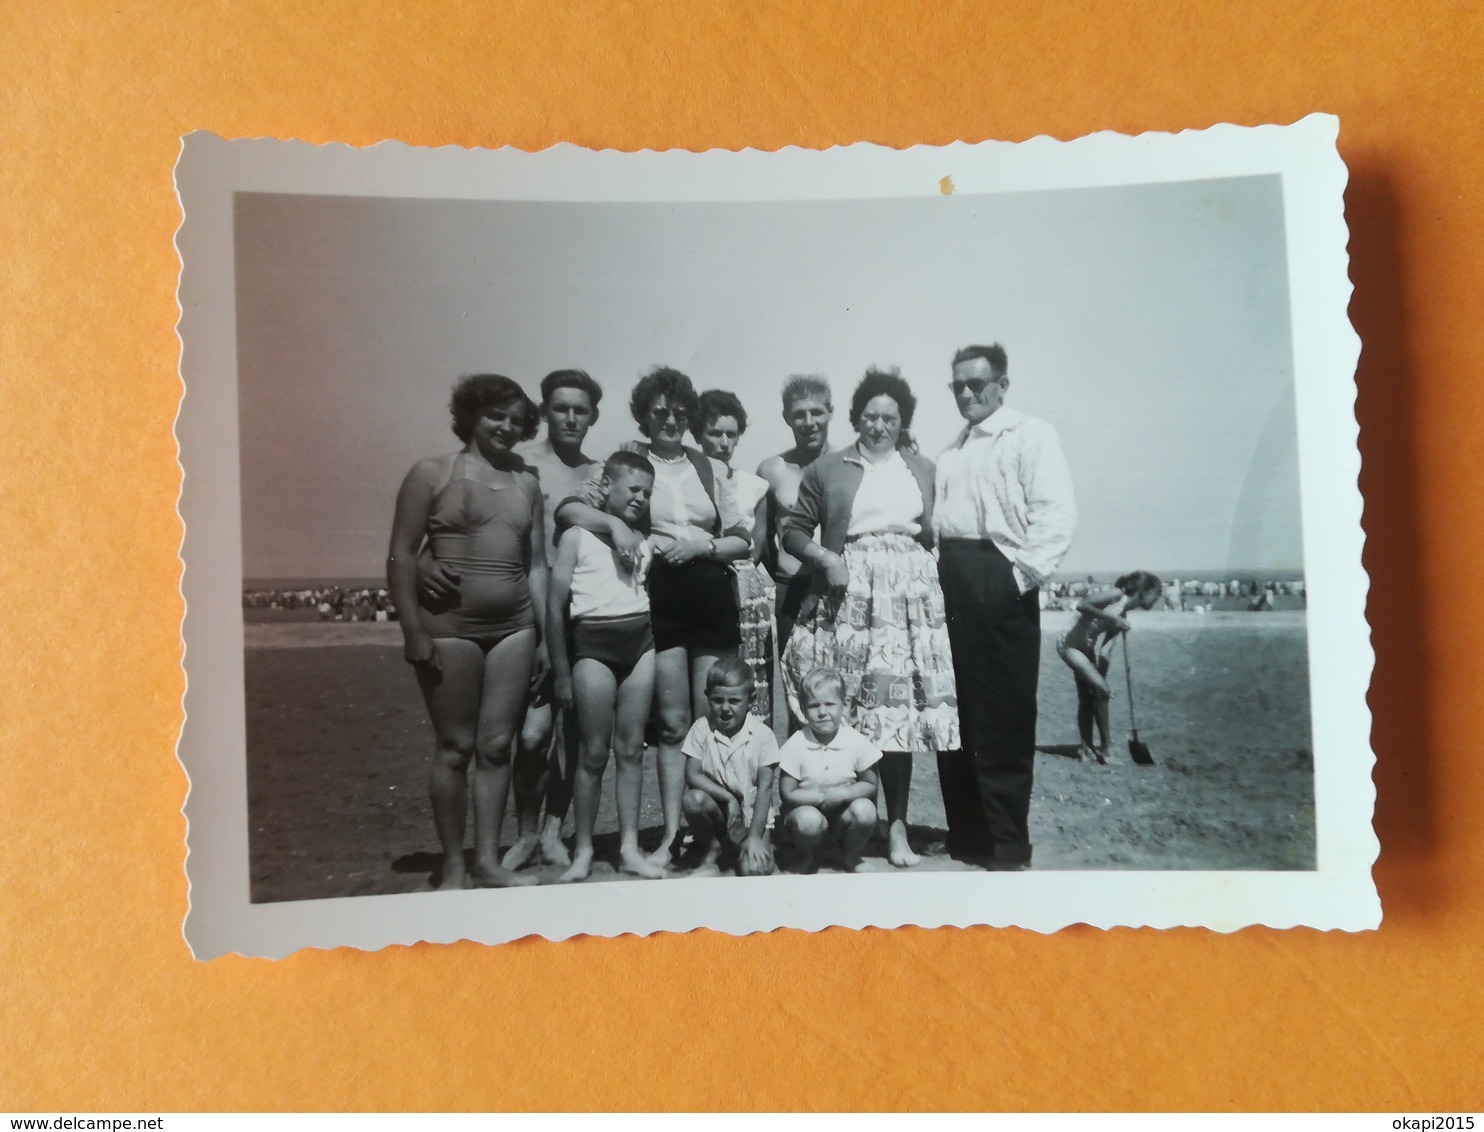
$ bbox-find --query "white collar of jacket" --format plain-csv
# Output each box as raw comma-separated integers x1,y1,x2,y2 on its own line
951,405,1028,450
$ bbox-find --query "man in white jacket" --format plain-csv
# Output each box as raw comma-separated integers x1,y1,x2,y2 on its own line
934,344,1077,870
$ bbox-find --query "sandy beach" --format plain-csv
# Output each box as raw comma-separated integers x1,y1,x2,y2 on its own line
243,611,1314,902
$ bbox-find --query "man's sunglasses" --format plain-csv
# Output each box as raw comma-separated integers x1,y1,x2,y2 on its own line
949,375,1000,395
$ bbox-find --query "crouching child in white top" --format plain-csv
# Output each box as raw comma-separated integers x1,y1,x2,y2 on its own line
681,656,780,877
548,450,666,882
777,666,882,874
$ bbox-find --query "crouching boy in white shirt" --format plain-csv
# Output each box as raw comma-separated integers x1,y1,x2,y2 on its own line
777,666,882,874
680,656,780,877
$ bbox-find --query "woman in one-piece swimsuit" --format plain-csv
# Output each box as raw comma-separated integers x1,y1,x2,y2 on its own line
387,374,550,892
1056,571,1162,762
419,450,537,651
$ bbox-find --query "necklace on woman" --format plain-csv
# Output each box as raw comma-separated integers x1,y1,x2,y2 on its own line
650,448,688,465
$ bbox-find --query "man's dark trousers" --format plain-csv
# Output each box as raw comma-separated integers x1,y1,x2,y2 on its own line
937,538,1040,866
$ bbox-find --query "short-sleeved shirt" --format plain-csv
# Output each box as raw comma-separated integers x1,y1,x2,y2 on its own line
681,714,781,828
515,437,601,561
777,723,882,794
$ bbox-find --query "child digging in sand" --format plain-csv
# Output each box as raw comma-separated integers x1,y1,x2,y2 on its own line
1056,570,1163,764
680,657,781,877
548,451,668,882
777,666,881,874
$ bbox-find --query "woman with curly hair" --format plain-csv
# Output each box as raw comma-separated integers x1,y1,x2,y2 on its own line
387,373,548,891
692,388,776,725
556,366,753,869
779,367,961,868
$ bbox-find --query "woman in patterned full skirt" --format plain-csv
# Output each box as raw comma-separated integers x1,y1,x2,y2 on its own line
780,368,960,867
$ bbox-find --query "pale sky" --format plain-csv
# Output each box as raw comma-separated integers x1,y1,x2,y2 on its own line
235,175,1300,581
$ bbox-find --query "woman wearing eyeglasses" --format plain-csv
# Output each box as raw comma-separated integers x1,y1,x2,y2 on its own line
555,366,752,869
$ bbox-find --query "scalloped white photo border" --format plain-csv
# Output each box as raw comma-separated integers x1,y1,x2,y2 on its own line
175,116,1374,959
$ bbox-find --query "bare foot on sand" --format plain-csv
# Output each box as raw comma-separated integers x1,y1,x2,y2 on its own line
644,841,677,870
689,860,723,878
500,834,540,871
1081,744,1106,765
887,821,921,868
557,848,594,883
540,832,572,867
472,863,539,888
438,861,473,890
621,847,670,879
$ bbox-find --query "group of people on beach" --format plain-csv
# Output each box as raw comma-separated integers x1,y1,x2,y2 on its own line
386,345,1158,889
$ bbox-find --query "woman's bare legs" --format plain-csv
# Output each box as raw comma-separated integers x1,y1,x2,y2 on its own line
688,649,724,719
1061,646,1112,763
880,751,920,867
1075,679,1097,755
646,645,691,866
417,637,487,890
470,629,539,887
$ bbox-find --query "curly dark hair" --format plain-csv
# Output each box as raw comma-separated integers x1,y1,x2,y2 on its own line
629,366,701,438
848,367,918,452
691,388,749,443
448,373,539,443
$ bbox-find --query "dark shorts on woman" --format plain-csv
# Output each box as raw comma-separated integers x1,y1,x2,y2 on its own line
573,612,655,678
648,558,742,653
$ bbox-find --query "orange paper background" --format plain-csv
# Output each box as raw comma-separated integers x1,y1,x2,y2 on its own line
3,0,1481,1112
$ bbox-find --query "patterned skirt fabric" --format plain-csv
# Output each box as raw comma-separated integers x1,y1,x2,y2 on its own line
734,561,776,721
781,531,960,754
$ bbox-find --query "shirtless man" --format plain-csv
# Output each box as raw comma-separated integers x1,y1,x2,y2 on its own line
757,375,835,656
420,368,604,870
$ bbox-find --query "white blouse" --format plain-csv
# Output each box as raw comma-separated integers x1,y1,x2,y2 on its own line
728,469,769,520
846,449,923,538
649,457,717,541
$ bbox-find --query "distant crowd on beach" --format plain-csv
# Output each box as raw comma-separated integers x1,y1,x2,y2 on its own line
243,586,395,621
1041,577,1306,614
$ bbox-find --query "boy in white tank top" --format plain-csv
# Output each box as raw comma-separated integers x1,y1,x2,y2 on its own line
547,451,667,882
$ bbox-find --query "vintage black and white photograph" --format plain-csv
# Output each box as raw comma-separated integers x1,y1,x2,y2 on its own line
176,120,1376,958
